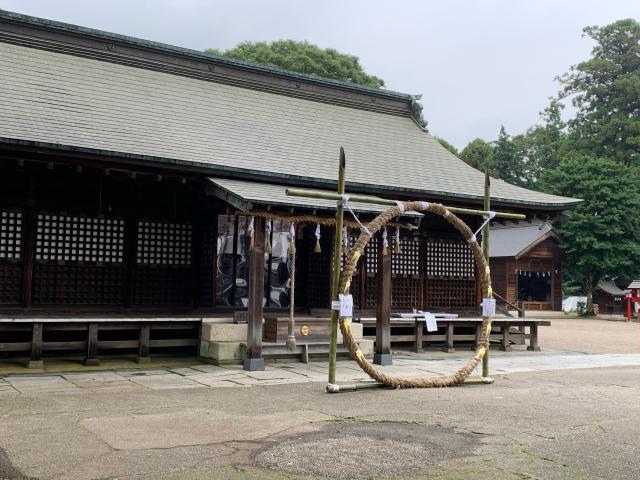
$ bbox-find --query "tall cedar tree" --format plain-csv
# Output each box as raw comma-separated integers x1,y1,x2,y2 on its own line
540,157,640,312
559,19,640,166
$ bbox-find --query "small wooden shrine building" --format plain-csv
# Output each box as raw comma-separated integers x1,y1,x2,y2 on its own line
593,280,629,315
0,10,579,365
489,221,563,311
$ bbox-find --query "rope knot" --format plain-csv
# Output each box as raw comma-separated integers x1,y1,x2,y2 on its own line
395,201,406,213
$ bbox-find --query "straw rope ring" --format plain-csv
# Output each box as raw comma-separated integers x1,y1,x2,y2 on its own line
338,201,492,388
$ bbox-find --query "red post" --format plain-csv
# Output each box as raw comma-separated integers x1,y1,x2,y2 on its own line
627,294,632,322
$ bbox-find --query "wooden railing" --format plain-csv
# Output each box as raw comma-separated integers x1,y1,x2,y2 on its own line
493,292,526,318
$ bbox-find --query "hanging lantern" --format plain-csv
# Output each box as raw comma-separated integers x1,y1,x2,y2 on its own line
314,223,322,253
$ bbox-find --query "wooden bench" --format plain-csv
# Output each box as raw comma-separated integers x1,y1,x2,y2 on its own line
0,318,201,367
357,317,550,353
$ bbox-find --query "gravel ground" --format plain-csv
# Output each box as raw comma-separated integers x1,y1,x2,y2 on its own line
254,422,475,478
539,317,640,353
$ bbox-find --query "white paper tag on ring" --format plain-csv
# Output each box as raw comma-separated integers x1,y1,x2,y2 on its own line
423,312,438,332
338,294,353,318
481,298,496,317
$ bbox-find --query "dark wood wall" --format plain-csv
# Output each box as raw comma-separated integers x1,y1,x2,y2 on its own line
0,161,216,312
490,237,563,311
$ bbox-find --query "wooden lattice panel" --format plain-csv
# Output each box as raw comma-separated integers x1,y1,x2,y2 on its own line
32,264,125,305
423,238,475,279
35,214,124,264
0,210,22,261
0,262,21,304
136,221,192,266
132,266,192,306
391,235,420,309
364,235,379,308
424,278,476,310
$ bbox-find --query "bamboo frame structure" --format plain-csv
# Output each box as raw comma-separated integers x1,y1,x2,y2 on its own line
285,150,525,391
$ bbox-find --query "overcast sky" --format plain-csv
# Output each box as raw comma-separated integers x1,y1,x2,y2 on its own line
1,0,638,148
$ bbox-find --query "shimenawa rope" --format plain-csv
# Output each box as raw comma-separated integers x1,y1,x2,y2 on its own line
337,201,493,388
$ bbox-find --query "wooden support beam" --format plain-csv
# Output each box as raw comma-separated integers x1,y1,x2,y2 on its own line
137,322,151,363
414,320,424,353
28,322,43,368
244,216,266,371
442,322,455,353
374,233,392,365
527,324,540,352
84,322,100,365
500,322,511,352
21,179,36,308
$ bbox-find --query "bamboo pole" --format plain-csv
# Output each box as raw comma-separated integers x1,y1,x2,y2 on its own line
482,169,491,378
328,148,346,386
285,189,525,220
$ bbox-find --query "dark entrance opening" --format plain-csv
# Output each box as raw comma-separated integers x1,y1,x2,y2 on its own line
518,270,551,302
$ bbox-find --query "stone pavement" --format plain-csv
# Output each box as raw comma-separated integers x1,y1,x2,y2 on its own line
3,350,640,394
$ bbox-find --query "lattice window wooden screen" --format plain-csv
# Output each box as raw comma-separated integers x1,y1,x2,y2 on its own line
0,209,22,304
32,213,126,305
364,235,379,308
423,239,475,279
391,235,421,309
0,210,22,261
35,214,124,264
136,221,192,266
423,237,476,310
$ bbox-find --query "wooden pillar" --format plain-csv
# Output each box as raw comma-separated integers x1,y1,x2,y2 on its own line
28,322,43,368
500,322,511,352
414,319,423,353
374,233,392,365
191,213,204,308
84,322,100,366
244,216,266,371
122,216,137,308
442,321,455,353
527,323,540,351
21,178,36,308
137,322,151,363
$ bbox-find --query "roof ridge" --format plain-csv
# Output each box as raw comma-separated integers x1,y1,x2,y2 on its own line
0,9,413,102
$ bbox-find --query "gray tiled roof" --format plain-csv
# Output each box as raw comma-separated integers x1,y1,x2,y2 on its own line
628,280,640,290
207,177,421,215
0,41,580,209
596,280,630,297
489,220,555,257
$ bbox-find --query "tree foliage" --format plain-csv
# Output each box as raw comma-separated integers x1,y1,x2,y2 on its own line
559,19,640,166
459,138,495,174
435,137,458,156
205,40,385,88
540,157,640,311
456,19,640,311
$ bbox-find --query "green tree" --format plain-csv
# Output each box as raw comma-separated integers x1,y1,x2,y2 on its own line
459,138,495,174
206,40,385,88
493,126,525,186
511,100,568,187
435,137,458,156
558,19,640,166
540,156,640,313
